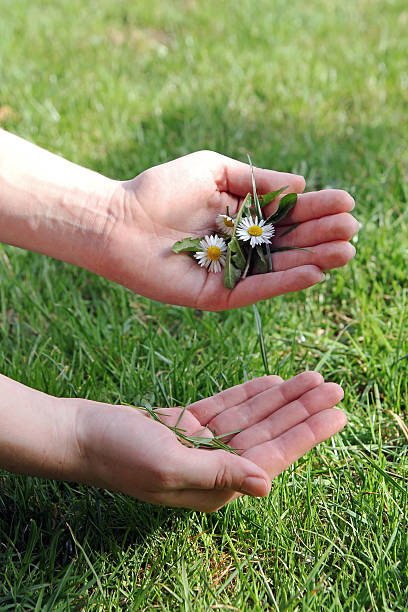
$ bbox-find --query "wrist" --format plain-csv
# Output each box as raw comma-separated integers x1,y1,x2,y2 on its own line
70,399,137,492
0,375,84,482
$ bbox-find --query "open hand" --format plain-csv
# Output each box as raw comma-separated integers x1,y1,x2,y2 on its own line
77,371,346,512
101,151,358,310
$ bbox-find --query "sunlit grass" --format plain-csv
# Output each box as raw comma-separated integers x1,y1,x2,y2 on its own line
1,0,407,609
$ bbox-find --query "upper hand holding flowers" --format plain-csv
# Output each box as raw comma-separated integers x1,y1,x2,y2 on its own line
172,164,299,290
75,371,346,512
99,150,358,310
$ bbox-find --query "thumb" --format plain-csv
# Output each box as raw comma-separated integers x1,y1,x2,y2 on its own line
175,447,271,497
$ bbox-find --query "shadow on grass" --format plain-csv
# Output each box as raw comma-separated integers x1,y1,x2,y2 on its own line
0,475,191,579
85,101,406,203
1,102,407,607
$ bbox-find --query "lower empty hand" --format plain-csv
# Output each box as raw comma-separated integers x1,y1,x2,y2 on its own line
76,370,346,512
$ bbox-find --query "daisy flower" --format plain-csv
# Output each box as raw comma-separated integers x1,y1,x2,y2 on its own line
216,214,235,237
236,216,275,247
194,235,227,273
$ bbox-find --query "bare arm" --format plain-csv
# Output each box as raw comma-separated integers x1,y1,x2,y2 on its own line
0,128,117,270
0,129,357,309
0,372,346,512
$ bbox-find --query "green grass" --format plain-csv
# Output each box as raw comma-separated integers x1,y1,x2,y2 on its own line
1,0,408,609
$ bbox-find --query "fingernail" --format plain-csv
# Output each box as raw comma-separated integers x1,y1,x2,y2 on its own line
240,476,269,497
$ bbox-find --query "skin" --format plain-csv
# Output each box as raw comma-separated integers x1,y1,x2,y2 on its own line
0,372,346,513
0,133,357,310
0,130,357,510
103,151,358,310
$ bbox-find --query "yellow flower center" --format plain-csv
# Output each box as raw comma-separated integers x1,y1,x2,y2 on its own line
223,217,234,228
207,246,222,261
248,225,263,237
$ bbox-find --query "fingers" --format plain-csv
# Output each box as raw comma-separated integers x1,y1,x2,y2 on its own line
271,240,356,272
150,446,271,511
207,371,324,441
188,375,283,425
222,265,324,309
243,408,347,480
153,407,215,439
154,406,204,434
273,213,359,249
215,155,305,197
150,488,233,513
148,385,346,512
175,447,270,494
230,382,344,451
265,189,355,224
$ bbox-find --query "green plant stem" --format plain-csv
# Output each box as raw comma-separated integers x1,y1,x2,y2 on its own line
241,247,253,279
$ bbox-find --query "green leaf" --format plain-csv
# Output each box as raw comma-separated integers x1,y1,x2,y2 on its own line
265,244,273,271
279,222,300,238
265,192,298,224
270,246,314,253
253,304,269,375
254,245,268,273
229,237,246,270
259,186,288,207
171,237,203,253
222,194,253,289
222,257,242,289
234,192,252,230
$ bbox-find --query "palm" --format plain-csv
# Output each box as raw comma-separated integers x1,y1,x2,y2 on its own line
149,371,346,511
107,151,357,310
83,371,345,512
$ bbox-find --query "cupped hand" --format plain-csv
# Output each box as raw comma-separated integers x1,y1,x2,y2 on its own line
101,151,358,310
76,371,346,512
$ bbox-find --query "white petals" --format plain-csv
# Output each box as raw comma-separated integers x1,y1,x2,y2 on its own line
236,216,275,247
194,235,227,273
216,214,235,236
191,214,274,276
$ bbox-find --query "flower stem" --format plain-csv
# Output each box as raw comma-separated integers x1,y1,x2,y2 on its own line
241,247,253,279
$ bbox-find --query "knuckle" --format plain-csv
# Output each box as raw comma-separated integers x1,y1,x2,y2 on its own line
195,149,217,162
214,459,233,490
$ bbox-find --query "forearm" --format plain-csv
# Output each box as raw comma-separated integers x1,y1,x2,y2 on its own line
0,129,118,269
0,374,82,481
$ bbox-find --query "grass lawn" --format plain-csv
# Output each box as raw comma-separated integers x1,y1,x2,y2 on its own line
1,0,408,609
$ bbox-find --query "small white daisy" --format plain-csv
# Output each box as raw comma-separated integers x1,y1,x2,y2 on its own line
236,216,275,247
216,214,235,237
194,235,227,273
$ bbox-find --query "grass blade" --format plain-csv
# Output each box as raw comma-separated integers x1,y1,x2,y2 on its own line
253,303,269,375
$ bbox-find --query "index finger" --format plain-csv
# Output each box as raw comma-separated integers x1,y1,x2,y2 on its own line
188,375,283,425
215,155,306,197
265,189,355,225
